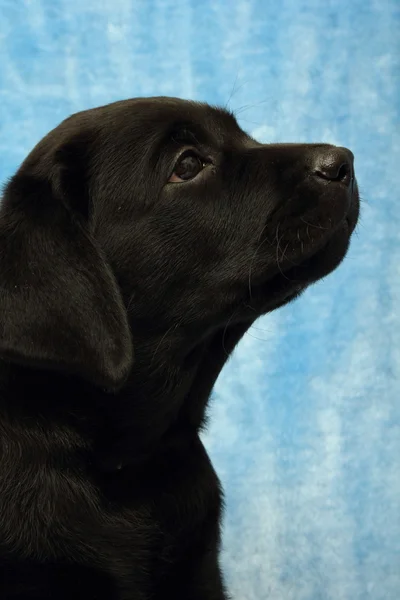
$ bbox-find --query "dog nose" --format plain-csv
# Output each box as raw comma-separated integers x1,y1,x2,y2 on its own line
312,147,354,187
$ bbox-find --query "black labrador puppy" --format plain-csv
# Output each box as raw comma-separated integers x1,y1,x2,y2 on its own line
0,97,359,599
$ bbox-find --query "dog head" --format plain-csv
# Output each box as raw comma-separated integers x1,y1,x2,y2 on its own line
0,97,359,391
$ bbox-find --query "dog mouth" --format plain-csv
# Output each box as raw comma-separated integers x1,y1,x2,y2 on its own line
275,218,351,290
244,190,359,315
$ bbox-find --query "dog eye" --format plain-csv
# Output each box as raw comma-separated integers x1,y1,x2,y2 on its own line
168,150,205,183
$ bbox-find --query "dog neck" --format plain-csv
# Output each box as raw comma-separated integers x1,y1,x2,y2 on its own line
94,321,252,471
0,321,251,474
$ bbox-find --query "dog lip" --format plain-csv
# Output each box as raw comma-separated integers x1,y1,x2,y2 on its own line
263,212,353,294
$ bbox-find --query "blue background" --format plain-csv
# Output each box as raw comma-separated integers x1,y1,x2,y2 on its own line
1,1,399,598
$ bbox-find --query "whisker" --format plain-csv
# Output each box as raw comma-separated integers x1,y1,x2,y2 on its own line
233,98,272,116
244,331,270,343
222,307,241,356
279,240,290,265
248,222,269,300
300,217,329,231
224,74,240,110
275,223,291,280
126,291,136,313
224,75,250,110
250,324,273,334
150,315,185,367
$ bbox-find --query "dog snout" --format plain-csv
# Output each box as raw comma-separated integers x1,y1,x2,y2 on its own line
312,146,354,187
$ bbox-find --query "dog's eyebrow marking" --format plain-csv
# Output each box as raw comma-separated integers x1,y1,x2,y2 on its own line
148,124,210,176
170,126,202,146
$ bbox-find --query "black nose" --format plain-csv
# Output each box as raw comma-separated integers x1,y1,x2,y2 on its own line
313,147,354,187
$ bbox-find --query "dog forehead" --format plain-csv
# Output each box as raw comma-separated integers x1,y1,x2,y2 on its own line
130,96,237,124
106,97,245,144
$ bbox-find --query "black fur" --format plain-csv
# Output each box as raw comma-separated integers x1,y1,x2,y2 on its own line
0,97,359,599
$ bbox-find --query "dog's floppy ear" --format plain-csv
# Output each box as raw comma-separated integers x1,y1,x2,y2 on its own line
0,129,133,392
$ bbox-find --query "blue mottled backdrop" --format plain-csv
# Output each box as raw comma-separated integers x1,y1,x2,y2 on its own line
1,1,399,599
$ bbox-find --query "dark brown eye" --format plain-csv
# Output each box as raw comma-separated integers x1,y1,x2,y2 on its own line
168,151,204,183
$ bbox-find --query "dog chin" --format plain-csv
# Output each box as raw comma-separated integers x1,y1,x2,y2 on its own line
245,219,353,316
285,218,352,283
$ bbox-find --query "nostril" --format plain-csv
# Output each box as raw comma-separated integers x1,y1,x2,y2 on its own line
316,162,351,183
313,147,354,187
337,162,351,182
